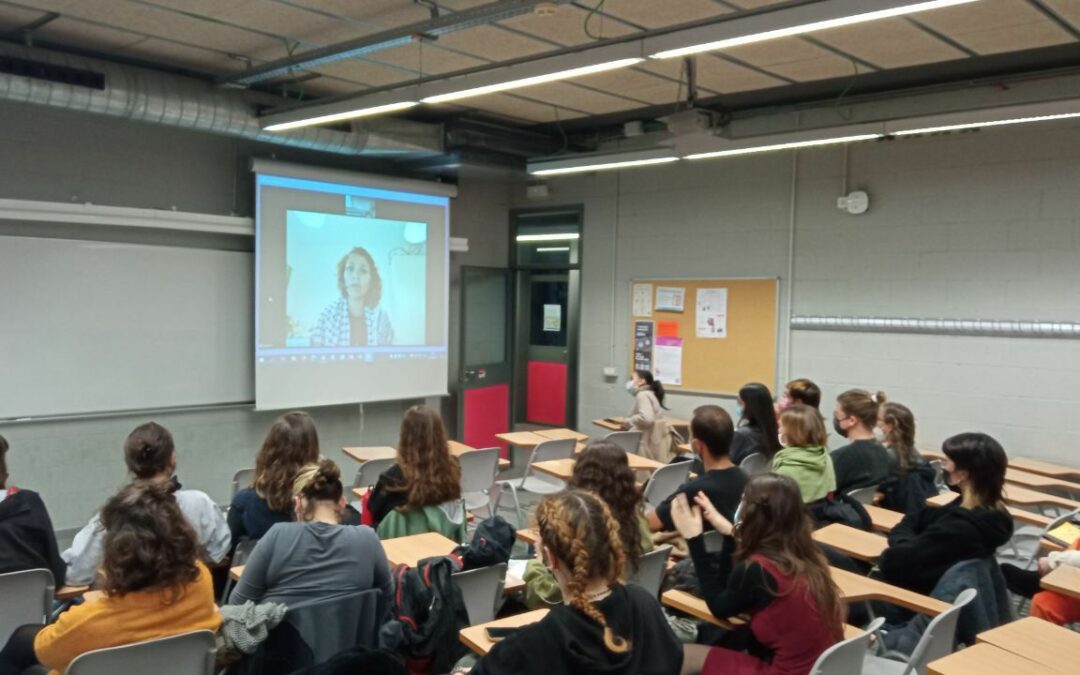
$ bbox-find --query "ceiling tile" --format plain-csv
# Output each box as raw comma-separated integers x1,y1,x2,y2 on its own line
1043,0,1080,31
278,0,429,29
722,0,793,8
370,41,488,75
914,0,1074,54
312,58,415,87
115,38,249,73
34,17,147,52
442,93,565,123
574,67,686,105
0,4,47,31
679,55,787,93
601,0,731,29
497,4,637,45
722,36,857,82
434,24,552,60
147,0,332,38
512,80,642,115
812,17,968,68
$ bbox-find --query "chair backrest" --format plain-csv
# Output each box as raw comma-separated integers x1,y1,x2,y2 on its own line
231,467,256,497
928,460,948,493
907,588,978,673
846,486,878,505
458,447,501,495
627,546,672,598
642,462,692,508
451,562,507,625
739,452,768,476
0,568,54,645
530,438,576,464
808,617,884,675
701,530,726,554
604,431,642,454
353,458,396,490
67,629,216,675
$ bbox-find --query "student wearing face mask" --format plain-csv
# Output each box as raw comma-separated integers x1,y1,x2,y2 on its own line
878,433,1013,594
830,390,891,494
729,383,781,467
774,378,822,420
624,370,674,462
772,405,836,504
874,402,938,515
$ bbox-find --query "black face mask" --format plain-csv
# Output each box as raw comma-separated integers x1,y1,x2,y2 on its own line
832,415,848,438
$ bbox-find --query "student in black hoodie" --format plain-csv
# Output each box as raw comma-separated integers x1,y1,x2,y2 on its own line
0,434,66,585
465,489,682,675
878,432,1013,594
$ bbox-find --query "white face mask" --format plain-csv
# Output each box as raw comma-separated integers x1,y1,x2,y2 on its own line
777,432,786,448
873,427,887,443
625,379,637,393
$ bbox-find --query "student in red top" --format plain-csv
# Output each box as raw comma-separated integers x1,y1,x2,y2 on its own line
671,474,844,675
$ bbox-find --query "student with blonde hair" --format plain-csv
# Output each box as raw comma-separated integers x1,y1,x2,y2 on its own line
772,404,836,504
466,490,681,674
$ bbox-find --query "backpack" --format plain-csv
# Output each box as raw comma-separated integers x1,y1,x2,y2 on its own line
808,492,873,531
379,556,469,675
878,463,938,515
451,515,515,570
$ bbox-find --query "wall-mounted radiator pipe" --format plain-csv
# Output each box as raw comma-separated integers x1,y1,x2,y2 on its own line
791,315,1080,339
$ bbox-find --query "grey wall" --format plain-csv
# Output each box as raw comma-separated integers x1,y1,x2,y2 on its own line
0,101,511,532
520,120,1080,463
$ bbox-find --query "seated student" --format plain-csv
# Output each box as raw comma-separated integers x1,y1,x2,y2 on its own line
877,402,923,476
229,458,391,608
772,404,836,504
1002,536,1080,626
830,389,892,494
878,433,1013,594
0,480,221,675
63,422,230,585
775,377,822,419
729,383,782,467
648,405,746,533
229,411,320,544
464,490,683,675
624,369,673,462
368,405,463,538
671,474,844,675
0,434,66,585
523,441,655,608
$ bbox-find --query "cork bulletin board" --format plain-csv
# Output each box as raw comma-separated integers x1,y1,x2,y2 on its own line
630,277,779,396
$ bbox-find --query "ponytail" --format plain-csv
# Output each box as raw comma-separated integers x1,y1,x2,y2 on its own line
634,369,668,409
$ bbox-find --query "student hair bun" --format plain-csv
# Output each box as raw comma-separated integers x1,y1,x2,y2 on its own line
293,458,343,502
872,391,887,405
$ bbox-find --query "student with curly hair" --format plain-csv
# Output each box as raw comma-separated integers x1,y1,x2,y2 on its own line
522,441,654,608
0,480,221,674
467,490,682,675
63,422,230,585
228,458,391,608
229,411,321,543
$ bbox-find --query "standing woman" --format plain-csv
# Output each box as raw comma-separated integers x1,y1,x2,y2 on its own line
729,383,781,466
311,245,394,347
671,474,844,675
624,370,673,462
229,411,321,544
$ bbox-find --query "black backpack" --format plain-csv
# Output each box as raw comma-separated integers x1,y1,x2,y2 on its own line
878,463,938,515
451,515,515,570
379,556,469,675
808,491,873,531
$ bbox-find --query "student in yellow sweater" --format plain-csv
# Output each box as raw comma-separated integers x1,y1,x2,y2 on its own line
0,479,221,674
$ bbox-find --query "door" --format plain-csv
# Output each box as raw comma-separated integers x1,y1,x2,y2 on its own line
458,266,513,455
517,269,580,428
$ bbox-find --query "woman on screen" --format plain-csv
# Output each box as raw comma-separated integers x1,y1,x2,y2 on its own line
311,246,394,347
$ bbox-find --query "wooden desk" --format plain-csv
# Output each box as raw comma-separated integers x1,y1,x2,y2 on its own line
495,431,549,449
660,589,740,629
864,504,904,533
342,446,397,463
382,532,459,567
1041,563,1080,601
812,524,888,562
460,609,548,655
517,528,541,547
924,494,1051,529
531,459,575,481
535,428,589,442
230,565,244,582
593,417,625,432
449,441,512,470
55,585,90,600
830,567,950,616
1005,468,1080,497
927,488,1079,514
976,616,1080,672
1010,457,1080,483
927,642,1060,675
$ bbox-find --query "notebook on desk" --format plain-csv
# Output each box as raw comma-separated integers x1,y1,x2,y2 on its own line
1046,520,1080,547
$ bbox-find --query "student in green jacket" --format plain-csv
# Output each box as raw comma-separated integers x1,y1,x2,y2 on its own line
772,404,836,503
522,441,653,608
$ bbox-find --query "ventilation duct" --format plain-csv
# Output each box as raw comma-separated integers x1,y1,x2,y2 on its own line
0,44,441,157
791,315,1080,339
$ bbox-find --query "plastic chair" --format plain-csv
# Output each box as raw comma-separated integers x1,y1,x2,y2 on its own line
67,629,216,675
604,431,642,454
642,462,692,508
351,458,396,510
701,530,726,553
220,538,257,604
231,468,256,497
0,568,54,645
809,617,885,675
847,486,879,505
495,438,576,527
452,562,507,625
861,588,977,675
998,507,1079,603
740,452,769,476
928,460,948,493
458,447,502,518
627,546,672,598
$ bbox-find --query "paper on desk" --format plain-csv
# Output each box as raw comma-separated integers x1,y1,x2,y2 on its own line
508,559,529,579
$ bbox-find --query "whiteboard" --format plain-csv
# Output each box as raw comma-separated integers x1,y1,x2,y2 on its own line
0,236,253,418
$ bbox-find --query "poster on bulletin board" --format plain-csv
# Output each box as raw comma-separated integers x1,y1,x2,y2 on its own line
633,320,654,371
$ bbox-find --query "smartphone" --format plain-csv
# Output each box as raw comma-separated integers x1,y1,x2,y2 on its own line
485,626,520,642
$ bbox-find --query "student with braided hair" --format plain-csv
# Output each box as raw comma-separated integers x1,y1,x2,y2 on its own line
468,490,682,675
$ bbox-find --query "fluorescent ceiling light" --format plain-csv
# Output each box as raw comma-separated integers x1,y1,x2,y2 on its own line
651,0,981,59
531,155,678,176
423,58,644,104
891,111,1080,136
264,101,418,132
536,246,571,252
685,134,882,160
516,233,581,242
